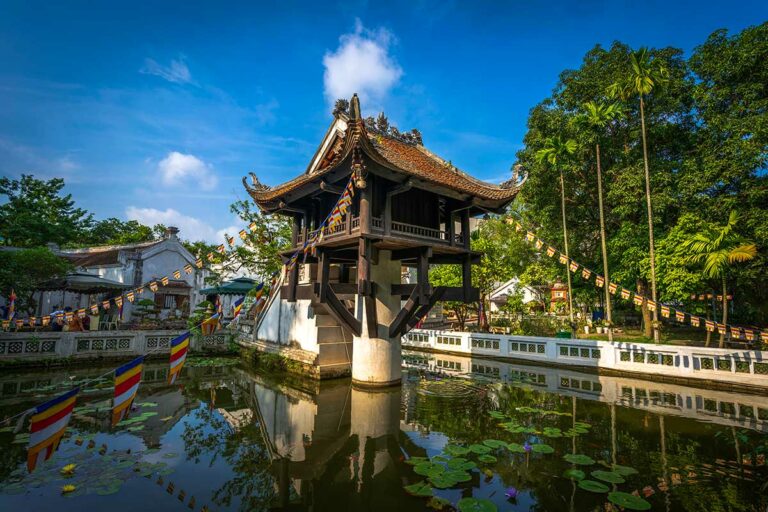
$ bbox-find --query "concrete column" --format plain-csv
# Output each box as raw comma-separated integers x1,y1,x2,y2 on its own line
352,249,403,387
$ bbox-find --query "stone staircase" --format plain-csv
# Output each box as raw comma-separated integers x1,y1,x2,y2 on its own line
312,299,354,378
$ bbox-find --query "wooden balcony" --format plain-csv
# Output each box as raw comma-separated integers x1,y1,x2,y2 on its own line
295,216,464,248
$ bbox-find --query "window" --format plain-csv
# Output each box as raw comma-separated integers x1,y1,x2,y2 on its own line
436,359,461,371
407,333,429,343
559,345,600,360
510,341,545,354
437,336,461,346
471,338,500,350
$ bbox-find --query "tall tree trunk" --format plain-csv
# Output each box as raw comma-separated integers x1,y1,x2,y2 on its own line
639,96,660,343
559,169,575,328
596,143,613,342
720,276,728,348
638,280,652,338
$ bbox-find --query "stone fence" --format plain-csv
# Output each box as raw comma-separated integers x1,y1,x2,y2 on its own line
0,329,232,362
403,329,768,389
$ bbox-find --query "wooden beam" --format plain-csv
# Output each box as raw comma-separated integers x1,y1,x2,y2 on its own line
416,247,432,304
316,249,329,300
287,264,299,303
391,247,431,261
364,294,377,338
406,286,447,331
388,287,420,338
319,180,343,194
359,185,370,235
357,238,371,296
384,179,412,236
323,286,362,336
390,284,479,302
461,209,470,249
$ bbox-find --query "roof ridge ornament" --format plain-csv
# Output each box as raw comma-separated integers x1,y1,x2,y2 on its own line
242,172,271,193
500,164,528,190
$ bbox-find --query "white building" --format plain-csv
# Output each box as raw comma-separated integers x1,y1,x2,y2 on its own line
38,227,208,321
489,278,546,312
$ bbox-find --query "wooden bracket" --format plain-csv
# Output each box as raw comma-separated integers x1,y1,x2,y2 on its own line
388,287,420,338
322,286,361,337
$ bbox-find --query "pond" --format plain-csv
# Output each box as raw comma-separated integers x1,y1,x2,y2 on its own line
0,353,766,511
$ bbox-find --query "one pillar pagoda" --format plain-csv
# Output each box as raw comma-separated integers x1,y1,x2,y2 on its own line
242,94,521,386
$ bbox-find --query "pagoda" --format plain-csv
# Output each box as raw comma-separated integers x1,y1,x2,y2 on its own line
243,94,521,386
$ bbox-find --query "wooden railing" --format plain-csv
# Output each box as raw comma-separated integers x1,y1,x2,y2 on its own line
295,216,464,246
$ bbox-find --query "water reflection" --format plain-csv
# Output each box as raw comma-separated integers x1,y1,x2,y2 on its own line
0,357,767,511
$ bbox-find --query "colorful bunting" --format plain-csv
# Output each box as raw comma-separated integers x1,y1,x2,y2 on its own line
41,316,50,326
232,297,244,319
569,261,579,273
184,264,193,274
161,276,169,286
534,239,543,250
608,282,618,295
173,269,181,279
90,304,99,315
675,311,685,323
581,268,591,280
647,300,656,312
114,296,123,308
661,305,670,318
546,246,556,257
102,299,111,310
621,288,631,300
705,320,715,332
216,244,225,254
632,293,644,306
239,229,248,241
77,308,86,318
112,356,144,427
195,258,203,269
168,332,191,385
595,275,605,287
27,387,79,472
126,291,135,303
690,316,701,327
149,281,158,292
559,253,568,264
526,231,535,242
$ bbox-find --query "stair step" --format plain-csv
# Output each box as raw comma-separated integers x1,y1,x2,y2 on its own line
314,313,339,327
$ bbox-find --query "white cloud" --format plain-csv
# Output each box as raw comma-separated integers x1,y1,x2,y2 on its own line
125,206,236,243
157,151,218,190
140,56,194,84
323,19,403,107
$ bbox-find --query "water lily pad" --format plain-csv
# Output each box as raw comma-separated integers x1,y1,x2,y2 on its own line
612,464,639,476
477,454,497,464
427,496,451,510
161,452,179,459
469,444,491,455
444,470,472,482
482,439,506,449
607,491,651,510
405,456,429,466
429,474,458,488
591,470,625,484
488,411,506,419
578,480,609,493
414,462,445,477
444,445,470,456
95,484,121,496
563,454,595,465
404,481,433,497
457,497,497,512
447,458,476,471
563,469,585,480
432,455,450,463
531,443,554,454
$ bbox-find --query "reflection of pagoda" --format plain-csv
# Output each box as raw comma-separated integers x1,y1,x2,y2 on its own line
243,94,522,385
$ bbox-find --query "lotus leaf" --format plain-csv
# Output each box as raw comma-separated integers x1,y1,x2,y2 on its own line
469,444,491,455
444,470,472,482
563,454,595,465
457,497,497,512
607,491,651,510
563,469,585,480
578,479,609,493
482,439,506,449
405,456,429,466
531,444,554,454
591,470,625,484
427,496,451,510
506,443,526,453
477,454,497,463
414,462,445,477
612,464,639,476
404,481,433,497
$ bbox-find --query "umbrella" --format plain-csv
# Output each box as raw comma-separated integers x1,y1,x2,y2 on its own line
200,277,257,296
35,271,133,294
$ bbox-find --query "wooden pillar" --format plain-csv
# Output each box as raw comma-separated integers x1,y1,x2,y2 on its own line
384,193,392,236
448,212,455,247
357,238,370,296
291,215,300,247
287,261,299,303
461,210,470,249
317,248,329,299
301,211,309,247
359,186,370,235
416,247,432,304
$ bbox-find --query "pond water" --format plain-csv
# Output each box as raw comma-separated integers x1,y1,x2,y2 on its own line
0,353,766,511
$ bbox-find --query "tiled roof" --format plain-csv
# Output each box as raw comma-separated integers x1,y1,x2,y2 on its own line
60,239,163,267
247,129,520,209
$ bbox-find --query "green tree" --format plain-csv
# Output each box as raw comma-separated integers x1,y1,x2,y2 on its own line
609,48,669,342
0,175,93,247
0,248,72,314
574,100,624,340
82,218,159,246
679,211,756,347
535,136,577,325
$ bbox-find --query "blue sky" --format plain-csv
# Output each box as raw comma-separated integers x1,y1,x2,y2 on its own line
1,1,766,242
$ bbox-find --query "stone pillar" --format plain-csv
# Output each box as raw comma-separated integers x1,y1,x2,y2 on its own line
352,249,403,387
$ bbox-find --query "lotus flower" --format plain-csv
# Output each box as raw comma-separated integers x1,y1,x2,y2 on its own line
60,463,76,475
61,484,76,494
523,441,532,453
505,487,518,499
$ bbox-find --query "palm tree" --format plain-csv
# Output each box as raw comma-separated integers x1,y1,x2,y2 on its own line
680,211,756,347
536,136,577,327
609,47,668,342
575,101,623,342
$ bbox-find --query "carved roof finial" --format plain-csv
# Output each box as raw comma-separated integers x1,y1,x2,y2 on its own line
349,93,362,121
242,172,271,193
332,98,349,117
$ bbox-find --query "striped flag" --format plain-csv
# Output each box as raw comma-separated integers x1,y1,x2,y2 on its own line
647,300,656,312
675,311,685,323
7,289,16,320
149,281,158,292
102,299,111,310
90,304,99,315
661,305,670,318
216,244,225,254
114,296,123,308
126,291,135,303
569,261,579,273
184,264,193,274
77,308,86,318
112,356,144,427
581,268,591,280
65,311,74,322
534,239,543,250
195,258,203,269
690,316,701,327
161,276,169,286
1,320,8,330
761,331,768,343
173,269,181,279
546,246,556,257
716,323,726,334
608,282,618,294
27,387,79,472
526,231,535,242
254,281,265,302
168,332,191,385
41,316,50,326
249,221,257,231
238,229,248,241
29,316,36,326
559,253,568,264
632,294,643,306
514,222,523,232
232,297,244,319
226,236,235,247
621,289,631,300
595,275,605,287
705,320,715,332
136,286,144,295
207,252,215,262
16,319,24,328
733,326,744,339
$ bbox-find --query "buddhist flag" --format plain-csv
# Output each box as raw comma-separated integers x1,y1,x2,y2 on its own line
608,282,618,295
102,300,111,310
65,311,74,322
595,275,605,287
77,308,87,318
41,316,50,327
29,316,36,326
621,288,631,300
27,387,79,472
514,222,523,232
226,236,235,247
126,291,135,303
254,281,265,301
716,323,726,334
161,276,169,286
534,239,543,250
559,253,568,264
733,327,744,339
632,293,643,306
216,244,225,254
690,316,701,327
706,293,713,299
90,304,99,315
698,294,706,301
249,221,258,232
690,293,697,300
149,281,158,292
173,269,181,279
1,320,8,330
328,206,343,226
761,331,768,343
238,229,248,241
168,332,191,385
114,296,123,308
136,286,144,295
675,311,685,323
526,231,535,242
195,258,203,269
581,268,592,280
647,300,656,312
661,305,670,318
201,312,221,336
546,246,556,257
16,319,24,328
232,297,244,319
705,320,715,332
716,294,723,301
112,356,144,427
207,252,215,262
184,264,193,274
569,261,579,273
